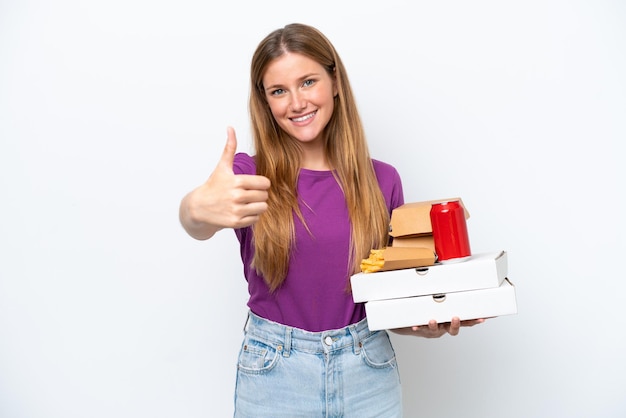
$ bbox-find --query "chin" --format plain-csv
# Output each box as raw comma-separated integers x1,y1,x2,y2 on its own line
291,129,323,143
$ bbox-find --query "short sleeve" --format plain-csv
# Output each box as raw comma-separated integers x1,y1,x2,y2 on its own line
233,153,256,175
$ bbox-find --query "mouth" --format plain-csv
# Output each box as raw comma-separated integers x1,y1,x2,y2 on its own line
290,110,317,123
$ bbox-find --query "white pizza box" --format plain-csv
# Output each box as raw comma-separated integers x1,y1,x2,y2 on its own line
351,251,508,303
364,278,517,331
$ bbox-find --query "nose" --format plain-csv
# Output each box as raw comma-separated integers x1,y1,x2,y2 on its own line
290,91,307,112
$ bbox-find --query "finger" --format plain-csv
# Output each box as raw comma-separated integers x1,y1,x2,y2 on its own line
236,189,269,204
448,317,461,336
216,126,238,172
461,318,486,327
231,200,269,219
234,174,272,192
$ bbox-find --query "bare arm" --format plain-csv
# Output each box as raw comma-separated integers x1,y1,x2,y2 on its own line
179,190,224,240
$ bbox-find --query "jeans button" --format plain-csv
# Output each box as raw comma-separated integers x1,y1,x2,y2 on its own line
324,336,333,346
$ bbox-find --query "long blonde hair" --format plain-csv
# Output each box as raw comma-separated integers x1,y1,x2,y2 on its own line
249,23,389,292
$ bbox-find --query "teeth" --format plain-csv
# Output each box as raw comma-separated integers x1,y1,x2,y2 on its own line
292,112,315,122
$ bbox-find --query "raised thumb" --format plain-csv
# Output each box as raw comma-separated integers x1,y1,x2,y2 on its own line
217,126,238,171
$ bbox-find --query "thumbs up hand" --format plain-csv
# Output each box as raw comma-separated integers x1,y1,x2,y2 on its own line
179,127,271,240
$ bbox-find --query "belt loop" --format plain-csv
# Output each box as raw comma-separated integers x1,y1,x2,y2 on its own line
243,311,251,333
283,326,292,357
349,325,361,355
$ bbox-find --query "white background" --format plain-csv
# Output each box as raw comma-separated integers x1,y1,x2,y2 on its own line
1,1,624,417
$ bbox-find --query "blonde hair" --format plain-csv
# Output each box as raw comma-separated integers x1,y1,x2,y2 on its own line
249,23,389,292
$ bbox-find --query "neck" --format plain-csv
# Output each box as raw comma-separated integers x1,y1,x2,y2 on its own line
300,142,330,170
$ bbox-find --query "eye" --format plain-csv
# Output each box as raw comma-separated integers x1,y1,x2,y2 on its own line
302,79,315,87
270,88,285,96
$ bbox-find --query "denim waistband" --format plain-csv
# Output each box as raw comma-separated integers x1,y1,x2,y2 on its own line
243,311,377,358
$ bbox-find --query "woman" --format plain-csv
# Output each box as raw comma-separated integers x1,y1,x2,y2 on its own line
179,23,481,417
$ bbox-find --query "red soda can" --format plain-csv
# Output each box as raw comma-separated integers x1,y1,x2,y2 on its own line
430,200,471,263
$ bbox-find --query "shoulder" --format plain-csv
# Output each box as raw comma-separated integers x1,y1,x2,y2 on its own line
233,152,256,175
371,158,401,180
371,158,405,209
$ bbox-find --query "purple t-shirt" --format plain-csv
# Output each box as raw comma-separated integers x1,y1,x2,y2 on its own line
233,153,404,332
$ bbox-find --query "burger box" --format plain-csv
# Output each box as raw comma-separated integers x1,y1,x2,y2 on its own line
361,247,436,272
392,235,436,250
351,251,508,303
363,278,517,331
389,198,470,250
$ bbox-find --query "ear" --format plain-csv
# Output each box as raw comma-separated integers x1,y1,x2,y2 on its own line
332,67,339,97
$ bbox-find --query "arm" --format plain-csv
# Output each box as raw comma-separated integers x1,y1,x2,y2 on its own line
179,127,270,240
179,189,225,240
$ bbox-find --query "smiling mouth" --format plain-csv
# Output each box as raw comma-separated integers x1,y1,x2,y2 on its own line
291,111,316,123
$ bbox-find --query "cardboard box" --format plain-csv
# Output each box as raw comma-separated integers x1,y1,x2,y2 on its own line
364,278,517,331
351,251,508,303
361,246,436,272
389,198,470,248
391,235,435,251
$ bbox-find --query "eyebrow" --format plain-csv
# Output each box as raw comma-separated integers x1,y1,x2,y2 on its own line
264,72,321,92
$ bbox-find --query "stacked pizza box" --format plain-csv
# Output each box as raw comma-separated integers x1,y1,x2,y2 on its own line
350,198,517,331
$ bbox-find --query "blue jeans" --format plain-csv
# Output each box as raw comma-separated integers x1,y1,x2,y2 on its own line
233,311,403,417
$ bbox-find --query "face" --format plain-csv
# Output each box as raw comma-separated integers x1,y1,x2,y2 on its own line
262,52,337,146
